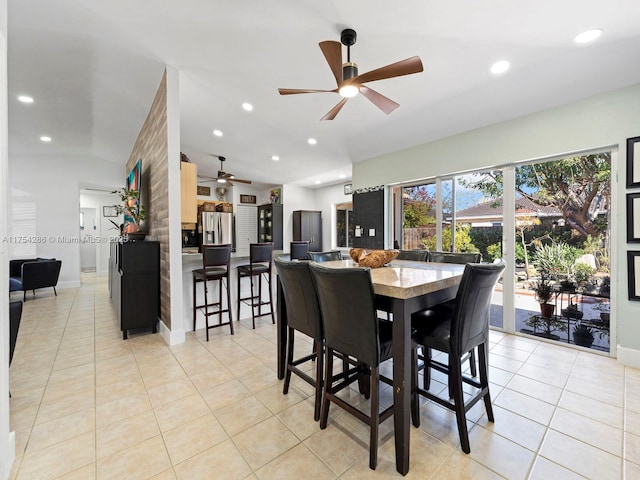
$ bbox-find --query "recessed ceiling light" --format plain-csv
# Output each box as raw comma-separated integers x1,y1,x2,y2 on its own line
574,29,603,44
315,180,321,185
271,155,280,161
40,136,52,142
490,60,510,75
308,138,317,145
242,103,253,111
339,174,346,179
213,129,223,137
18,95,34,103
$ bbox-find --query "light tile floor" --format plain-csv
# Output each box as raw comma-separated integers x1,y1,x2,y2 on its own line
8,274,640,479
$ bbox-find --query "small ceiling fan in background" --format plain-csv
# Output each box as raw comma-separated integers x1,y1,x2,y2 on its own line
197,155,252,186
278,28,423,120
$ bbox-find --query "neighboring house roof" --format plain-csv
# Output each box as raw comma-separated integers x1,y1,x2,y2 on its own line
453,196,562,222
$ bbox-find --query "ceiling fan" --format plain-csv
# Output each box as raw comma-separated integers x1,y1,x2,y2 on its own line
278,28,423,120
197,155,252,186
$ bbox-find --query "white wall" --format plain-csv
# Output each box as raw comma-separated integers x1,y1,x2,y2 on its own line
79,191,122,276
312,183,352,252
0,1,12,476
9,155,123,288
353,82,640,365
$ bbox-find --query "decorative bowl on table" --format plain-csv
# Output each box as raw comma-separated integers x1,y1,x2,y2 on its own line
349,248,399,268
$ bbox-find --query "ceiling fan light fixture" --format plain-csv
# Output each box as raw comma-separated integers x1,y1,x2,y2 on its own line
217,178,227,184
339,84,359,98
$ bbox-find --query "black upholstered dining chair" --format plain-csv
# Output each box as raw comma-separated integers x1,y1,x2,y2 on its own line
309,263,417,470
308,250,342,262
420,250,483,380
237,242,275,328
396,249,428,261
427,251,482,264
274,257,324,420
290,241,310,260
411,261,505,454
192,244,233,340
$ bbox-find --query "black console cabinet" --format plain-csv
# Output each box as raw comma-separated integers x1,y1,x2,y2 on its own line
109,240,160,339
293,210,322,251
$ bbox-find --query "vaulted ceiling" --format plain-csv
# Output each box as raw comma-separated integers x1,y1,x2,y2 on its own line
8,1,640,188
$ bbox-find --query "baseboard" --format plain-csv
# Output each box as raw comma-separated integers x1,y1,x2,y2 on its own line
159,320,185,346
616,345,640,368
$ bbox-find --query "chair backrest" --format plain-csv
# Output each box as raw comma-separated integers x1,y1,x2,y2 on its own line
274,257,322,340
397,249,428,261
290,241,310,260
202,244,231,269
427,251,482,264
308,251,342,262
310,263,381,367
21,259,62,290
450,262,504,356
249,243,274,264
9,300,23,365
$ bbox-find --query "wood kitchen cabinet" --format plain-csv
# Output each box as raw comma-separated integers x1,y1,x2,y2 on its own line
258,203,283,249
181,161,197,223
293,210,322,252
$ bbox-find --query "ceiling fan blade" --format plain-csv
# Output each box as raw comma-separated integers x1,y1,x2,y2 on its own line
352,56,423,85
359,86,400,115
319,40,342,87
321,98,349,121
278,88,338,95
228,178,252,184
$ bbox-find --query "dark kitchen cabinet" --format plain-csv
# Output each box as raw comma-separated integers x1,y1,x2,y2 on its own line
293,210,322,252
258,203,283,250
109,240,160,339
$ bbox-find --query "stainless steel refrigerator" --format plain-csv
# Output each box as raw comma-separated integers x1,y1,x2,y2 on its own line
201,212,234,249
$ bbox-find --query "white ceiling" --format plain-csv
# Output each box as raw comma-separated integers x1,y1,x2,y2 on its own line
8,1,640,189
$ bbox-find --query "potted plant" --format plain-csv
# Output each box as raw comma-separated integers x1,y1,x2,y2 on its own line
572,321,595,348
533,273,555,318
593,300,610,325
111,188,146,239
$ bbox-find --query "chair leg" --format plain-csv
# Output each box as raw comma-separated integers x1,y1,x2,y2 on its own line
267,272,275,324
423,347,432,391
369,366,379,470
411,348,420,428
236,271,241,322
314,338,324,422
450,355,470,454
283,327,295,395
468,348,477,377
250,273,256,329
479,342,494,422
53,286,57,296
225,277,234,334
192,278,197,331
204,280,210,342
320,348,334,430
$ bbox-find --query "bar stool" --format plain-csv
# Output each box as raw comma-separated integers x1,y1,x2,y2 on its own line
237,242,275,328
192,244,233,340
290,241,310,260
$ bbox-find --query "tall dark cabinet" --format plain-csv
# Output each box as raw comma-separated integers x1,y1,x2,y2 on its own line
293,210,322,252
258,203,283,249
109,240,160,339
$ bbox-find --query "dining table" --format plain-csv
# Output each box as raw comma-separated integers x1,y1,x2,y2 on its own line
275,258,465,476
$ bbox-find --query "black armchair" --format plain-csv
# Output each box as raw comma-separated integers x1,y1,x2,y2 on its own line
9,258,62,301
